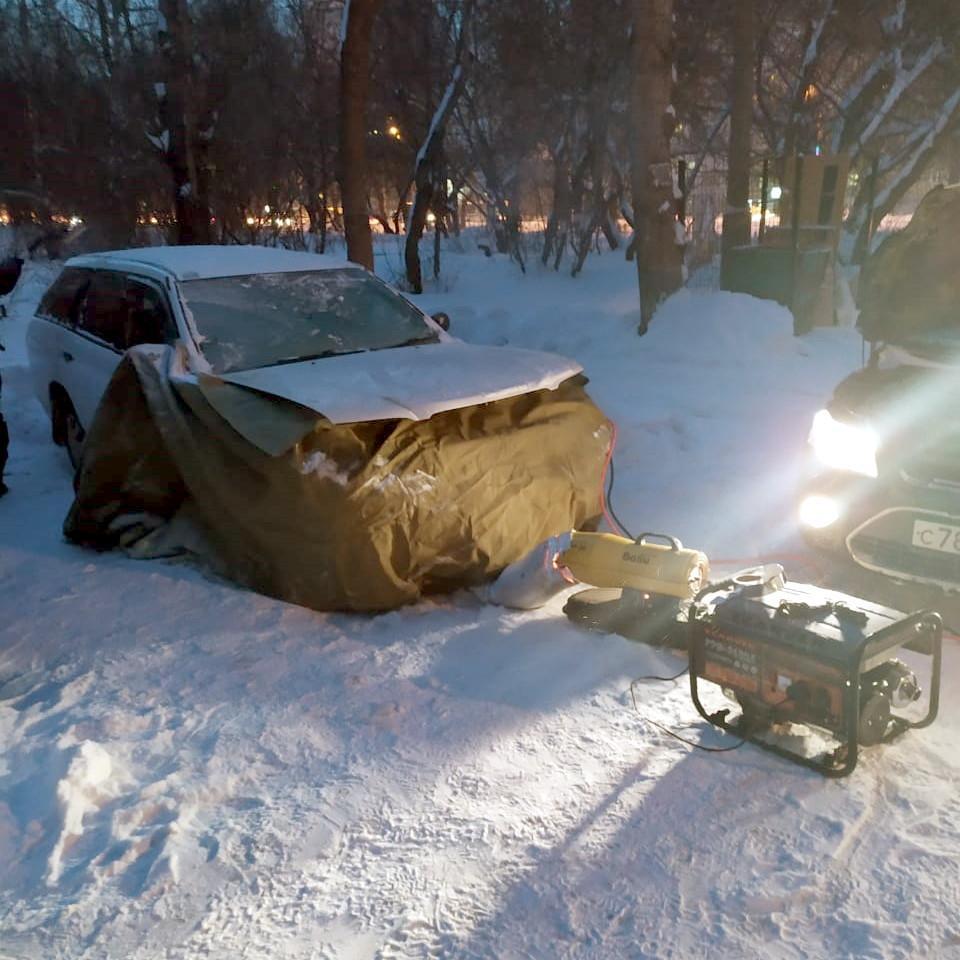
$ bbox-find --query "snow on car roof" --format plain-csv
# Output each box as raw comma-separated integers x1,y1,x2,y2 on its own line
65,245,352,281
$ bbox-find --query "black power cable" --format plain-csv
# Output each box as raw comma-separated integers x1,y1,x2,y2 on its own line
605,455,635,541
608,442,744,755
629,668,747,755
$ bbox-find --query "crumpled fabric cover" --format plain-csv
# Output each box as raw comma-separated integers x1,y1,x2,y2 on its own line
859,183,960,344
64,347,609,612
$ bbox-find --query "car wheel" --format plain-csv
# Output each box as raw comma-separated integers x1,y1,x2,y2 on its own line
52,390,85,470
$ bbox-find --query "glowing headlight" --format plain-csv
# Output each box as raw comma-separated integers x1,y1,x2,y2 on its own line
808,409,878,478
799,494,841,529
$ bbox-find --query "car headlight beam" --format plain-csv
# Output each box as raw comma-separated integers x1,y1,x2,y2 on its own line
799,494,841,530
808,409,878,478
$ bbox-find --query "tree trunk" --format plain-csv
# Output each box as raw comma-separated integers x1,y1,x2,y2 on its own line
339,0,381,271
404,7,470,292
601,187,622,251
158,0,211,245
319,198,328,253
433,214,442,278
721,0,754,270
542,142,570,267
405,180,434,293
629,0,683,334
94,0,114,73
318,150,331,253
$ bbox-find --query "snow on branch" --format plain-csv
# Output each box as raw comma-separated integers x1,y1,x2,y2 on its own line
878,86,960,201
338,0,350,59
839,54,887,115
414,63,464,176
146,129,170,153
857,86,960,229
849,39,944,159
882,0,906,37
802,0,835,70
779,0,836,153
830,54,889,153
877,120,937,175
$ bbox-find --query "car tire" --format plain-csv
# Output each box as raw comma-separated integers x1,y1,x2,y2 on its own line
51,388,85,471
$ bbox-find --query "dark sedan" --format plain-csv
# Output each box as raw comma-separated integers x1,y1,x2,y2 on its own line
800,330,960,594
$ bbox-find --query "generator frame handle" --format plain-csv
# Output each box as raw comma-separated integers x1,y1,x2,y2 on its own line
688,609,942,778
635,532,683,551
876,610,942,730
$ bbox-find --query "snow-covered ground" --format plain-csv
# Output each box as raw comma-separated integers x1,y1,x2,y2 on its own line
1,243,958,960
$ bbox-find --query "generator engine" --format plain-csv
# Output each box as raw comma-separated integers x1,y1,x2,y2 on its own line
689,565,942,776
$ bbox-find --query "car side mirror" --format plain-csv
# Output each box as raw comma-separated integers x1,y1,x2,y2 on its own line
431,311,451,332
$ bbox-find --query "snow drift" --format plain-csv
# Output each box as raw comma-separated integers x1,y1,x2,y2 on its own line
2,243,957,960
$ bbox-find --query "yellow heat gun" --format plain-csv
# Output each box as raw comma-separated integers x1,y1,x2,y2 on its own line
559,531,709,600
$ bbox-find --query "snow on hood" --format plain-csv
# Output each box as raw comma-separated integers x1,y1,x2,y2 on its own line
218,340,582,423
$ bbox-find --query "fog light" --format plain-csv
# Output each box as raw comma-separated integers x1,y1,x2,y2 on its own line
799,495,841,530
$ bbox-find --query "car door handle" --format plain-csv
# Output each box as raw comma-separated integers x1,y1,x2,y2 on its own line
63,351,74,362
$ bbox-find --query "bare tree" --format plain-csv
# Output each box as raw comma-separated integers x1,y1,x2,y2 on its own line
781,0,835,158
404,3,471,293
287,0,341,252
630,0,684,334
339,0,381,270
156,0,213,244
3,0,958,282
721,0,755,265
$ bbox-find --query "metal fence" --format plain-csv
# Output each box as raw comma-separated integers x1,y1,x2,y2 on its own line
683,160,726,289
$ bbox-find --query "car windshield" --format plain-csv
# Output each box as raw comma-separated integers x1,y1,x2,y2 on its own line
179,268,437,373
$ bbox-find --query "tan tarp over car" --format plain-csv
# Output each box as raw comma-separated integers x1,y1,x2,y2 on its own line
859,183,960,344
64,347,609,612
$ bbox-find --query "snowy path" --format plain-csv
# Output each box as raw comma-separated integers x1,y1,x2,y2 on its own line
1,249,958,959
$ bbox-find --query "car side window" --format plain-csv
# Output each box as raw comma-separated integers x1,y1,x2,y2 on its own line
36,268,92,326
77,271,128,350
124,279,176,348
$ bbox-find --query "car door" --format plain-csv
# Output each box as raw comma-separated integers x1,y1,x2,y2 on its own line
65,270,128,429
123,276,178,350
26,267,93,415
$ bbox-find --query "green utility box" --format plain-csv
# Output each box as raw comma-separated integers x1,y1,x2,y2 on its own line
722,244,832,334
719,152,849,334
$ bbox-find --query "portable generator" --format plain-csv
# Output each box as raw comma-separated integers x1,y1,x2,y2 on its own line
689,565,942,776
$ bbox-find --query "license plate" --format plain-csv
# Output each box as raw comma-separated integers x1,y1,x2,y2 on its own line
912,519,960,555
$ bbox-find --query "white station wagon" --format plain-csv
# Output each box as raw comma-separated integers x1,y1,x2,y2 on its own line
27,246,582,466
